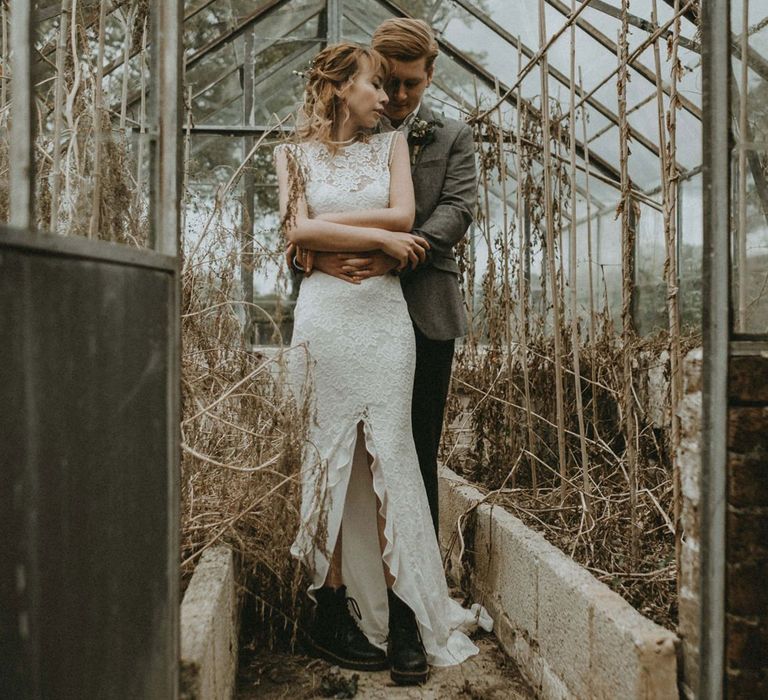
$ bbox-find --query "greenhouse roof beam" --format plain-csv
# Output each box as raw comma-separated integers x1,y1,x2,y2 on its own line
373,0,623,185
188,125,293,135
185,0,294,72
189,8,324,104
35,0,99,23
730,33,768,83
438,36,623,184
449,0,675,171
545,0,702,121
661,0,698,26
577,0,700,53
657,0,768,81
184,0,223,24
99,0,222,79
125,0,318,111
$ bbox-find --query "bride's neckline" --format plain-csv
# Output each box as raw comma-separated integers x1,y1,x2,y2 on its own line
306,134,371,149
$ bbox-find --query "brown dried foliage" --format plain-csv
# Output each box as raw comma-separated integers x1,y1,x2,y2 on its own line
445,104,699,630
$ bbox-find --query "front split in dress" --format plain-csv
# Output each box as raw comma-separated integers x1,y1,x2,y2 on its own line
280,132,482,667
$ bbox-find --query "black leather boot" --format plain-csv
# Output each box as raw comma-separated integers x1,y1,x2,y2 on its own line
387,589,429,685
309,586,388,671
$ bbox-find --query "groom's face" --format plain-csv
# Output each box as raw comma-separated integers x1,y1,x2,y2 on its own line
383,57,433,124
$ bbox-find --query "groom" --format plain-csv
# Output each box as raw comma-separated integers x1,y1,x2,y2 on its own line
298,18,476,537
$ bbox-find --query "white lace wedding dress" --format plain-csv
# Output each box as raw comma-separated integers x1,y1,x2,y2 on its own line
279,131,481,667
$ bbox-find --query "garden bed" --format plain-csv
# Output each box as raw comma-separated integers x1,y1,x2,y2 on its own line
439,467,679,700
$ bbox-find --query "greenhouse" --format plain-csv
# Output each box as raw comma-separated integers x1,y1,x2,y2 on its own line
2,0,767,698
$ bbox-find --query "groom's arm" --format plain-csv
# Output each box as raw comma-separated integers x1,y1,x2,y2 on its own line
410,123,476,266
304,128,476,280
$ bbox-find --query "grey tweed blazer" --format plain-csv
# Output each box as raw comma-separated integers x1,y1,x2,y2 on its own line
399,104,476,341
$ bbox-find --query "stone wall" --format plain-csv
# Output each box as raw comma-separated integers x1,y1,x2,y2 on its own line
726,354,768,698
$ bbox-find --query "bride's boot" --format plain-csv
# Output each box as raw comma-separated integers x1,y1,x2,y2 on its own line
309,586,388,671
387,588,429,685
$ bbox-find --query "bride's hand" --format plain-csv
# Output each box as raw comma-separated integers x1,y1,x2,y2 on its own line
379,231,430,271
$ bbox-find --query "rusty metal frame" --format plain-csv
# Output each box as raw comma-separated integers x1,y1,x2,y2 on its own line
185,0,296,72
5,3,182,696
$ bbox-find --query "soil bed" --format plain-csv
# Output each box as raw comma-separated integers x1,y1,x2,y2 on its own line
236,632,533,699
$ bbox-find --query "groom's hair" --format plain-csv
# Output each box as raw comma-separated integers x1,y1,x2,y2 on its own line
371,18,439,70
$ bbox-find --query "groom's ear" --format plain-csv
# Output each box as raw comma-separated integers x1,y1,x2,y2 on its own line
425,63,435,87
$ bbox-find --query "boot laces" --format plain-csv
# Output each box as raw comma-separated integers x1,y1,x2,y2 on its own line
338,594,366,639
347,595,363,621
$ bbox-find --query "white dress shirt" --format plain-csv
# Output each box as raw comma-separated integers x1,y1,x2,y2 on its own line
380,102,422,137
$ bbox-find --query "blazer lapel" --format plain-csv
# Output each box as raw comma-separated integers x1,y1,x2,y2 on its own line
409,104,438,169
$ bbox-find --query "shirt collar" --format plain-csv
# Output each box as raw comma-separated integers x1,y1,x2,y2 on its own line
380,102,422,134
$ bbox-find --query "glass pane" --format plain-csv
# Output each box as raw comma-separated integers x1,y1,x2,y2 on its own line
596,210,623,327
731,1,768,333
680,172,703,329
635,203,667,334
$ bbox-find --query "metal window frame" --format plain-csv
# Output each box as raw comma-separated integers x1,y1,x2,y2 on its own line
545,0,702,121
9,1,34,229
700,0,729,697
448,0,675,170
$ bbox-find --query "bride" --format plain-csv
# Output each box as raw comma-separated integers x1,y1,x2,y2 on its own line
274,42,480,685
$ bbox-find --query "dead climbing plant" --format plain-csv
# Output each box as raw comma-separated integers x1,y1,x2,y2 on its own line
444,72,698,630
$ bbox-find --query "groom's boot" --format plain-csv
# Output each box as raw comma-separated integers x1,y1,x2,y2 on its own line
309,586,388,671
387,589,429,685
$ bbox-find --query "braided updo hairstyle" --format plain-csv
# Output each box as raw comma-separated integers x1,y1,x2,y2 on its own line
296,42,388,151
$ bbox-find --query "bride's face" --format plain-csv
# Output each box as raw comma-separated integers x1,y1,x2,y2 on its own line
343,57,389,130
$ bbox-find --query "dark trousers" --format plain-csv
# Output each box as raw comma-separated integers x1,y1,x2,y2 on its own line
411,325,455,538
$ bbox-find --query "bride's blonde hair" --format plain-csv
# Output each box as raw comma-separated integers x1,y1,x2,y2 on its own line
296,42,388,151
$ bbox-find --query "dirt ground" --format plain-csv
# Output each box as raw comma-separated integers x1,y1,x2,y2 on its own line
236,632,534,699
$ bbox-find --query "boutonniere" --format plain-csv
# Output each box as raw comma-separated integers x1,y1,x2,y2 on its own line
408,117,442,165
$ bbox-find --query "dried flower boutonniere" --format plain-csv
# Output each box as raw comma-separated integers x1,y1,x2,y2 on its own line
408,117,443,165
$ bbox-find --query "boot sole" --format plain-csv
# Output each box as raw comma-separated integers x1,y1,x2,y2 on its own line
309,639,389,672
390,666,430,686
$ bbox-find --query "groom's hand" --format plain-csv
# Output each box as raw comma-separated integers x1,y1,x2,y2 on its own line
285,243,315,275
313,251,398,284
349,251,399,279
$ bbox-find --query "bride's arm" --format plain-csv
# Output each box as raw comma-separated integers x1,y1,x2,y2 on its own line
313,134,415,232
276,143,427,268
276,147,386,252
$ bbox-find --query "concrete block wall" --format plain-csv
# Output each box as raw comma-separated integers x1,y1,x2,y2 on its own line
678,348,703,699
439,468,679,700
180,546,238,700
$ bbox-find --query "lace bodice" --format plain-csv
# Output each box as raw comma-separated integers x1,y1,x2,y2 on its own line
277,132,398,216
